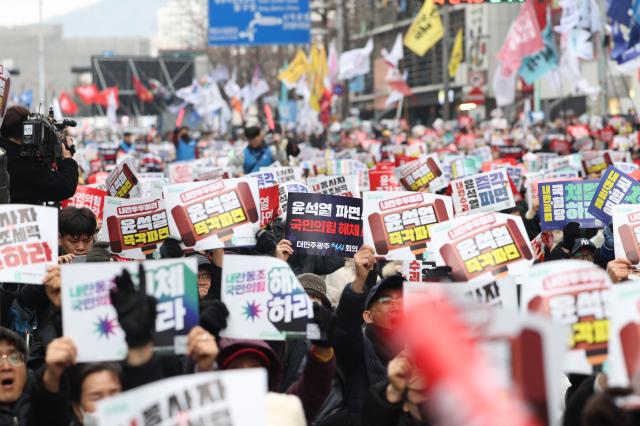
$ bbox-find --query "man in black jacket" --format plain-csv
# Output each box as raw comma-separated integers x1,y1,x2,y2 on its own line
0,106,78,205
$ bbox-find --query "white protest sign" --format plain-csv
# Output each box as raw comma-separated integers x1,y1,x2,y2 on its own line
222,255,314,341
307,175,360,198
94,369,267,426
451,169,515,216
105,158,141,198
62,258,199,362
0,205,57,284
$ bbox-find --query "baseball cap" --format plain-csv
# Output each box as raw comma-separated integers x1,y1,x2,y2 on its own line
571,238,596,255
365,275,406,310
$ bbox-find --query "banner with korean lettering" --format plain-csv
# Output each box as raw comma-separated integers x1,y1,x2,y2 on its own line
451,169,516,216
61,186,107,223
588,166,639,225
613,204,640,265
61,258,199,362
100,197,170,259
308,175,360,197
538,180,602,231
607,283,640,388
105,158,140,199
447,156,481,180
286,192,363,258
369,169,401,191
248,170,280,227
94,369,267,426
163,178,260,250
260,166,304,184
0,205,57,284
521,260,612,374
395,154,448,192
221,254,313,340
279,182,309,220
430,213,534,283
581,151,612,176
363,191,453,260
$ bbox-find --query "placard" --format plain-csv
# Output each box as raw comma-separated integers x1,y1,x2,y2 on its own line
94,369,267,426
430,213,534,283
607,283,640,387
163,178,260,250
369,169,401,191
451,169,516,216
105,158,140,198
222,255,313,340
0,205,57,284
613,204,640,264
395,154,448,192
101,197,170,259
581,151,612,176
363,191,453,260
249,171,280,227
403,278,517,310
538,180,602,231
61,186,107,223
285,192,363,258
279,182,308,220
307,175,360,197
260,166,304,184
520,260,611,374
61,258,199,362
588,166,639,225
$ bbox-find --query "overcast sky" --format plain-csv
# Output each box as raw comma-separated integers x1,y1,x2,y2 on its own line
0,0,100,27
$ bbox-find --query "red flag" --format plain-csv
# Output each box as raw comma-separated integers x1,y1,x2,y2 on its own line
74,84,99,104
496,0,544,76
58,92,78,115
132,76,154,103
96,87,119,108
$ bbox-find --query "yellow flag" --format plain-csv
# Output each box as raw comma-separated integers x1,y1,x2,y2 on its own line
278,50,310,87
448,29,463,78
309,43,328,112
403,0,444,57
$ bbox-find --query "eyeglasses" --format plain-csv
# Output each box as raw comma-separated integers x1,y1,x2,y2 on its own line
0,352,25,367
198,272,212,280
376,296,402,305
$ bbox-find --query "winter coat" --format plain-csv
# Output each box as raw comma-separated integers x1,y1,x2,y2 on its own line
361,381,428,426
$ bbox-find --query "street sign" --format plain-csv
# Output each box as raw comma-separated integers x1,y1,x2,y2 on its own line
468,70,486,88
467,87,485,105
208,0,311,46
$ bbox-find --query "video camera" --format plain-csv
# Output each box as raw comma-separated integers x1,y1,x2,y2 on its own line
21,107,76,165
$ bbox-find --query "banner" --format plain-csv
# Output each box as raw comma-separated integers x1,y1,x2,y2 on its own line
518,19,558,85
0,205,57,284
430,213,534,282
61,258,199,362
208,0,310,45
101,197,170,259
61,185,107,223
588,166,638,225
496,0,544,76
451,169,516,216
404,0,444,56
608,283,640,387
538,180,602,231
395,154,447,192
248,170,281,227
521,260,612,374
94,369,267,426
260,166,304,184
612,204,640,264
105,159,140,199
286,192,363,258
307,175,359,197
582,151,612,176
222,254,313,340
363,191,453,260
163,178,260,250
369,169,401,191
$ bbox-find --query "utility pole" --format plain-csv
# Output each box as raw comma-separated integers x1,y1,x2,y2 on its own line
336,0,350,119
38,0,46,110
441,4,450,120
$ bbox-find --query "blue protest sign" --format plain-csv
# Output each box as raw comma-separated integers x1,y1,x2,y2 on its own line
208,0,311,46
286,192,363,258
538,180,603,231
588,166,639,225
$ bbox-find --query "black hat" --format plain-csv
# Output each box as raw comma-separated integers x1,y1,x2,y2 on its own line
364,275,405,310
571,238,596,255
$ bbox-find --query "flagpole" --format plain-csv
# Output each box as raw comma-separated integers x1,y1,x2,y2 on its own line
442,4,450,121
38,0,46,110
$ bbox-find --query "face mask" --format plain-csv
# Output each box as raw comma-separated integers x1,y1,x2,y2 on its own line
180,134,190,143
79,408,99,426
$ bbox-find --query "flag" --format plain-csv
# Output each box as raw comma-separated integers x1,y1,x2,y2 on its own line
518,17,558,85
106,90,117,127
338,39,374,81
309,43,328,112
132,76,154,103
492,64,516,107
384,90,404,108
52,96,63,121
404,0,444,57
448,29,464,78
387,70,412,96
382,33,404,68
75,84,99,104
97,87,119,108
327,41,339,85
58,91,79,115
278,50,310,88
496,0,544,77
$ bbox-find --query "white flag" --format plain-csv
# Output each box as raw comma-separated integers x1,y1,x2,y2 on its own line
338,38,374,81
492,64,516,107
384,90,404,108
382,33,404,68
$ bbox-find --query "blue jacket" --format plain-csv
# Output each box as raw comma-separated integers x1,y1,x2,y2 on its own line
243,145,274,174
118,140,134,154
176,138,197,162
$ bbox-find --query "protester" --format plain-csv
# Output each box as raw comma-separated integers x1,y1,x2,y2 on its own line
117,132,135,155
174,126,197,162
58,207,97,257
243,126,274,174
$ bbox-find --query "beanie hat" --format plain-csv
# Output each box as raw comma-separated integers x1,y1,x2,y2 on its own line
86,241,111,262
296,273,331,308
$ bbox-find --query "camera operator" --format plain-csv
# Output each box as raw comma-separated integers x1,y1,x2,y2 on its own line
0,106,78,205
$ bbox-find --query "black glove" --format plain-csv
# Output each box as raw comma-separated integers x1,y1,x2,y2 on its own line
310,303,335,347
255,229,277,255
561,222,581,251
110,264,157,348
199,299,229,339
424,265,453,282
